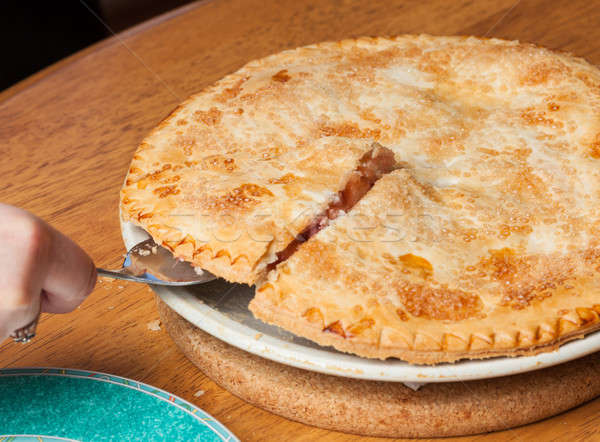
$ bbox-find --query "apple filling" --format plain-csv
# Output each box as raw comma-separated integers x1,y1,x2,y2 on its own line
270,143,397,268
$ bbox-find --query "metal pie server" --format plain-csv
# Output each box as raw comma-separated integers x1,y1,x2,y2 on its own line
97,238,216,286
10,238,213,343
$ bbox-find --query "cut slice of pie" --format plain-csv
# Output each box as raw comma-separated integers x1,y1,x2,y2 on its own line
121,136,395,284
122,35,600,363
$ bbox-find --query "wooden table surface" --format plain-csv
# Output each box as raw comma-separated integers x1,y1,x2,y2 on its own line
1,0,599,440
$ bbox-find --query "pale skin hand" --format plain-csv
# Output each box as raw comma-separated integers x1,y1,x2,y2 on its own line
0,203,97,341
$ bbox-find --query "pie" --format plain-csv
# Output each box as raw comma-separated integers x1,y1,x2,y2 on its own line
121,35,600,364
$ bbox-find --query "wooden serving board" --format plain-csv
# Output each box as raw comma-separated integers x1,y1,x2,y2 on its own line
157,297,600,438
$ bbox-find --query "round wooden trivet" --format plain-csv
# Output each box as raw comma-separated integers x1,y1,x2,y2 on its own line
157,297,600,438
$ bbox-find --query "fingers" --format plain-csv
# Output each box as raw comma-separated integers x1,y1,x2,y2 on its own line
41,224,97,314
0,205,49,339
0,203,96,340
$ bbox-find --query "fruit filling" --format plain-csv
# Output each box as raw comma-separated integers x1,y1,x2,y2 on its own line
270,143,397,268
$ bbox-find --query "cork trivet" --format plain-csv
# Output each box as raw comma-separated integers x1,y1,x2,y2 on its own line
157,296,600,438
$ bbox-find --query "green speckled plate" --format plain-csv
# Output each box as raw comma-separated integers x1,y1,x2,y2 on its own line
0,368,237,442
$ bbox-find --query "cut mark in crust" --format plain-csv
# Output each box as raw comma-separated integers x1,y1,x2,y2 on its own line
268,143,398,270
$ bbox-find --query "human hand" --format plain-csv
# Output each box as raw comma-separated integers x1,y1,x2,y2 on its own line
0,203,97,342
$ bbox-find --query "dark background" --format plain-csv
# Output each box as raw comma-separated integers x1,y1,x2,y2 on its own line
1,0,193,92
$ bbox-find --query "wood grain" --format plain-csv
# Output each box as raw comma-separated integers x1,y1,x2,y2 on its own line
0,0,599,440
158,296,600,438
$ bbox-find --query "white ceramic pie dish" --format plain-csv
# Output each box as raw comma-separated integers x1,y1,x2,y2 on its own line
121,221,600,383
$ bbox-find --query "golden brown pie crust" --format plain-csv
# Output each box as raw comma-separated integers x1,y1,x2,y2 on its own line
122,35,600,363
250,171,600,363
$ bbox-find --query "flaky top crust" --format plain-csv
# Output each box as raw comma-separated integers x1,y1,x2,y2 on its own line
246,36,600,363
122,35,600,362
251,171,600,363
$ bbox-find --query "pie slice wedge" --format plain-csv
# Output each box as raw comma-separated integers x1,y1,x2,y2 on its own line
121,135,395,284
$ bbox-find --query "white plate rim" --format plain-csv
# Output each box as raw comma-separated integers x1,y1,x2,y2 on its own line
121,221,600,383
